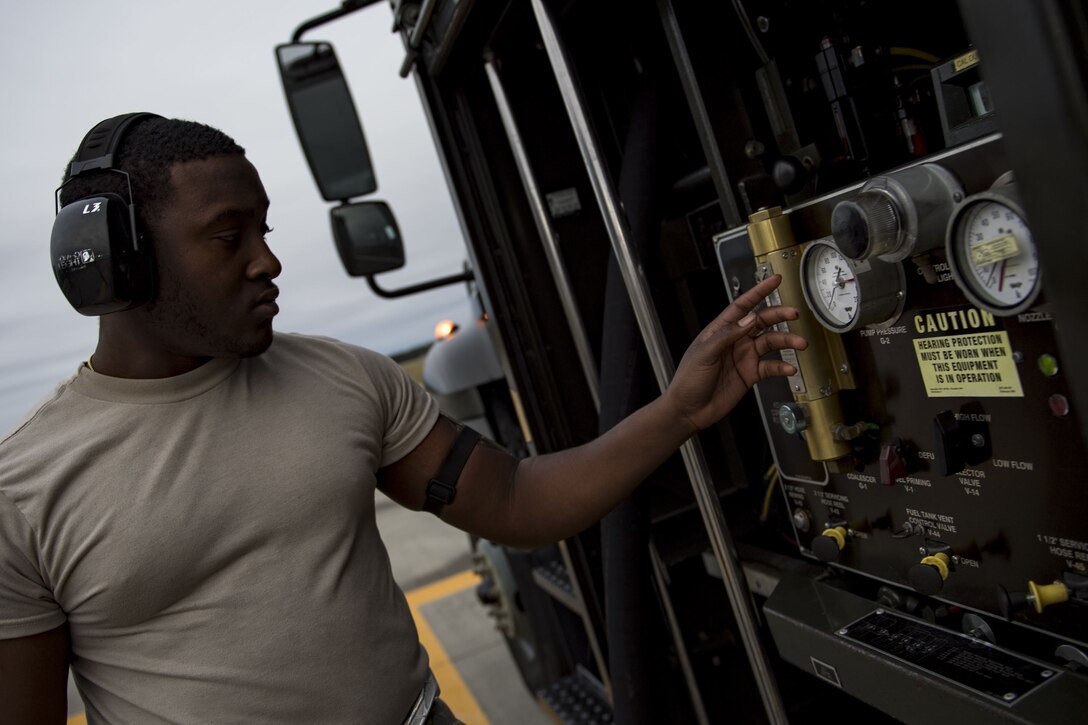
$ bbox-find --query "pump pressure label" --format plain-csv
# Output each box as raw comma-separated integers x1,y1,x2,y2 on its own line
911,306,1023,397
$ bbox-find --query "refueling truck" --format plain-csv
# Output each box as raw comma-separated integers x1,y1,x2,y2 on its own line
275,2,1088,723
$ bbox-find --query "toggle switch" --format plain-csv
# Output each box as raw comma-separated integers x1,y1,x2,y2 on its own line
879,440,908,486
933,409,991,476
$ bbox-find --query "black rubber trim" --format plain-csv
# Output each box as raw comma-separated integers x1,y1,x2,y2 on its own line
423,426,482,516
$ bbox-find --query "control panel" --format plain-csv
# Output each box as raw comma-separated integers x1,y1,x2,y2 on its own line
716,134,1088,647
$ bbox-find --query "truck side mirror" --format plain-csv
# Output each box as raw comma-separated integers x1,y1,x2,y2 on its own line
330,201,405,277
276,41,377,201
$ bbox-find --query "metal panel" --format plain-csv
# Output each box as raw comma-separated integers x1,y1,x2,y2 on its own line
766,574,1088,724
957,0,1088,448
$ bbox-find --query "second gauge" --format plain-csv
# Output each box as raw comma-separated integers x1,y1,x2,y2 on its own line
800,238,907,333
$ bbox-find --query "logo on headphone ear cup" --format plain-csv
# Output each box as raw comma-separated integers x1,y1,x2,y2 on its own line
51,192,153,315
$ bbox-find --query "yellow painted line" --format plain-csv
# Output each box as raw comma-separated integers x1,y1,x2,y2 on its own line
406,569,489,725
65,570,488,725
407,568,482,608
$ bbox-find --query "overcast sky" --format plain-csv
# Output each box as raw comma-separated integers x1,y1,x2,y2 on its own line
0,1,475,433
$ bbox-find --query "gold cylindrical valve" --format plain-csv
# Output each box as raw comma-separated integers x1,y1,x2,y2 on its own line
748,207,854,461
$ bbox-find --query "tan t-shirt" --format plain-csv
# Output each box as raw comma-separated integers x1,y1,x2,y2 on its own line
0,333,440,724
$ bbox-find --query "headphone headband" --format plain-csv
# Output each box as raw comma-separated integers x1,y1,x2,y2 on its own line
67,112,162,179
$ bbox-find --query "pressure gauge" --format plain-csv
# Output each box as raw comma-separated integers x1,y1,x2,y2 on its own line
946,182,1040,316
800,238,907,332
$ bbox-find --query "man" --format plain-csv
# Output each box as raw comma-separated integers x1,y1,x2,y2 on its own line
0,115,806,724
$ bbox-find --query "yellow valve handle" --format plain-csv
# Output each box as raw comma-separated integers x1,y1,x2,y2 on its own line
920,552,950,581
1028,580,1069,614
821,526,847,551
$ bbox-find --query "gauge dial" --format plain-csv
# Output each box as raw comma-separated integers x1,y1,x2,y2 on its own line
801,239,906,332
804,243,859,328
946,184,1040,316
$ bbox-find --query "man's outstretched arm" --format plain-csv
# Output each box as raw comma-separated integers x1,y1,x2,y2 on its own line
379,274,807,548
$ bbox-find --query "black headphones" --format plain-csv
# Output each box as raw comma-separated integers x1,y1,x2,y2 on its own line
51,112,162,316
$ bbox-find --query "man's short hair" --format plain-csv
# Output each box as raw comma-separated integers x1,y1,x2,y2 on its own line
58,116,246,234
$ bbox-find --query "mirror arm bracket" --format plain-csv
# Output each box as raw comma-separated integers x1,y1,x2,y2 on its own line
366,270,475,299
292,0,384,43
398,0,439,77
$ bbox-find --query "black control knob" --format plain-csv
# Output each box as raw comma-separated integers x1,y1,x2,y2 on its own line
997,585,1029,621
909,552,951,595
831,192,900,260
772,156,809,194
812,526,848,563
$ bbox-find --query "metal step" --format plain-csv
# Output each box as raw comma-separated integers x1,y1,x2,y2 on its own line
531,560,584,615
537,670,613,724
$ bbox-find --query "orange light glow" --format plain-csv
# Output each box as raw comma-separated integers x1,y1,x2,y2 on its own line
434,319,459,341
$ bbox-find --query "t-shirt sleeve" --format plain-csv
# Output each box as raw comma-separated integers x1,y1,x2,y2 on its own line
0,494,65,639
357,349,441,467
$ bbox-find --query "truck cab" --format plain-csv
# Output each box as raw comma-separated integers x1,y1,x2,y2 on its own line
277,2,1088,722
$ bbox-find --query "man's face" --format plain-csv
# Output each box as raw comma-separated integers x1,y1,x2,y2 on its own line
142,154,282,359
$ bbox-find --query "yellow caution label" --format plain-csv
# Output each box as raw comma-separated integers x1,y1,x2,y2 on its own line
970,233,1020,266
954,49,980,72
914,330,1023,397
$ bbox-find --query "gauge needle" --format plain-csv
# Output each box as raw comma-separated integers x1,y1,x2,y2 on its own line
998,259,1007,292
827,266,844,307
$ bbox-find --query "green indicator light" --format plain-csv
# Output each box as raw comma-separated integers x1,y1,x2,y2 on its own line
1038,354,1059,377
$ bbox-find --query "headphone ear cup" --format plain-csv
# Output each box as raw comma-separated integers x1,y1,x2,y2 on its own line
50,193,152,315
